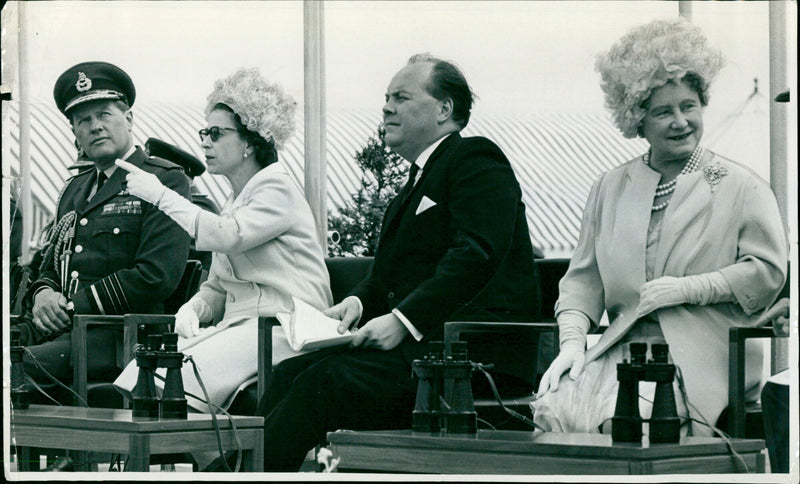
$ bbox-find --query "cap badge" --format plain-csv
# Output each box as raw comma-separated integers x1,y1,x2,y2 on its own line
75,72,92,92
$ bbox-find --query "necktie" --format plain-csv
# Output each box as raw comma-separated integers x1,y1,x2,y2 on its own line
399,163,420,203
97,172,107,192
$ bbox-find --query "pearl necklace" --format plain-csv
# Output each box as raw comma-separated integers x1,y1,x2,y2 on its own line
643,145,703,212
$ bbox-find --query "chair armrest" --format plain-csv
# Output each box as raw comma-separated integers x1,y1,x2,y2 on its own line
728,325,781,438
444,321,559,387
258,317,280,403
444,321,559,345
121,314,175,366
71,315,124,405
71,314,174,406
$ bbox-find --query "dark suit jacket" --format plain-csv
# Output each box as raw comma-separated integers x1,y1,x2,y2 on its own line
28,147,191,317
350,133,538,343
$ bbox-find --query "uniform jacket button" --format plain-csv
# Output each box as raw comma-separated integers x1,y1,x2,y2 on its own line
74,245,83,253
387,291,395,299
71,271,79,278
113,227,120,234
79,218,88,226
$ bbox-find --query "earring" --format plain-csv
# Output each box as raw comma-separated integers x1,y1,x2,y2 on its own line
243,150,249,158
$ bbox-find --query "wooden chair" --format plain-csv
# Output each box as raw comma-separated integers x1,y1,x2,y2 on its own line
443,258,569,430
70,260,204,407
720,272,791,439
229,256,375,415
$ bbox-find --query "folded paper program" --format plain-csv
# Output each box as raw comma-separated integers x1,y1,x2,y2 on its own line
278,297,355,352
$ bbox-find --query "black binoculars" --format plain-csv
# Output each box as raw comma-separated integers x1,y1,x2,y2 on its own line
611,342,680,444
10,327,30,410
411,340,477,434
130,332,187,420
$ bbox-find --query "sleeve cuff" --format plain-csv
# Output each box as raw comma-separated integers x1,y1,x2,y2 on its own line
392,308,423,342
556,309,591,349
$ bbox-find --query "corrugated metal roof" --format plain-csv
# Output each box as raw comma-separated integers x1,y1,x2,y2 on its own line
5,100,648,256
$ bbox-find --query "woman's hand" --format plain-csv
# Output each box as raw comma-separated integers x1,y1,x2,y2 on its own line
116,159,167,205
636,272,733,319
174,298,210,338
635,276,687,319
536,341,585,397
755,297,790,337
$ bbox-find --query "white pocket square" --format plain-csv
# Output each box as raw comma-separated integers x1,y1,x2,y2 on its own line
416,195,437,215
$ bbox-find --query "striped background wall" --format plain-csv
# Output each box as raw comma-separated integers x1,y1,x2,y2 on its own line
5,101,649,257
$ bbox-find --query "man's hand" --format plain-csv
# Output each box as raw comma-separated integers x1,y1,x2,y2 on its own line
32,287,71,333
536,341,585,397
324,296,362,334
350,313,408,350
755,297,790,337
115,159,167,205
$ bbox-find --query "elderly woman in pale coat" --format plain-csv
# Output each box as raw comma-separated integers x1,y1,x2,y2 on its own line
531,19,787,436
116,68,332,411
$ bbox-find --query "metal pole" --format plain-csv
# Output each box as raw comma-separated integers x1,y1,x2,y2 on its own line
678,1,692,21
768,1,788,374
18,1,33,265
304,0,328,252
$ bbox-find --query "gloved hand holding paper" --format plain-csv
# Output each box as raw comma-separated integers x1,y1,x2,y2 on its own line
278,297,355,352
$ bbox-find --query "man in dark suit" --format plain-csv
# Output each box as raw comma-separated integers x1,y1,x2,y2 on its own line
20,62,191,386
252,54,537,471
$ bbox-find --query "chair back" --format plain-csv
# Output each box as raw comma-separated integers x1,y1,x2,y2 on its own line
163,260,203,314
534,258,570,320
325,257,374,304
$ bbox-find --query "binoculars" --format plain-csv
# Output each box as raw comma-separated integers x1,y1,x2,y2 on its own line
130,332,187,420
10,327,30,410
611,342,680,444
411,340,477,434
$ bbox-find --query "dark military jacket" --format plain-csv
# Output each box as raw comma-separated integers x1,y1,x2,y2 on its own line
29,147,191,316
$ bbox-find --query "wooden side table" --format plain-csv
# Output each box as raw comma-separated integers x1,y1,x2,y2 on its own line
327,429,765,475
9,405,263,472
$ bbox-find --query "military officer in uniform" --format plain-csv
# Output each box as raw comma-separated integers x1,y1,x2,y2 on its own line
20,61,191,386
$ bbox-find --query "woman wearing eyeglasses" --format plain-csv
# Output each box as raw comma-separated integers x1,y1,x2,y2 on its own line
115,68,332,413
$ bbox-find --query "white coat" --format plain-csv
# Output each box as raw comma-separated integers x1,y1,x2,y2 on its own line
117,162,333,411
554,151,787,431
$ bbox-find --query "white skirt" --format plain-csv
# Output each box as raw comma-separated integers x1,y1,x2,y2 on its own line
114,315,307,412
530,334,697,436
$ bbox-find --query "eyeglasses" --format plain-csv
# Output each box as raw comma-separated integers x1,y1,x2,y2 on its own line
198,126,238,142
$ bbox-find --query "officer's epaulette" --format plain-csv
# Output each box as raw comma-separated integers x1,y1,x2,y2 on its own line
67,161,95,173
145,155,183,171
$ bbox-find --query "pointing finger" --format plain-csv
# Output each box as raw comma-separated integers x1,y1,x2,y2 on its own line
114,159,142,173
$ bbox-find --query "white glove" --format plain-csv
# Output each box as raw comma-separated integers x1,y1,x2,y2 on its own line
116,159,167,205
174,298,212,338
116,159,200,237
635,272,733,320
156,188,201,237
536,310,590,397
537,340,585,397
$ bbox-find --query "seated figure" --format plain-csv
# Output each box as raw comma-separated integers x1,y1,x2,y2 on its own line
19,61,191,388
532,19,788,437
115,68,333,412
